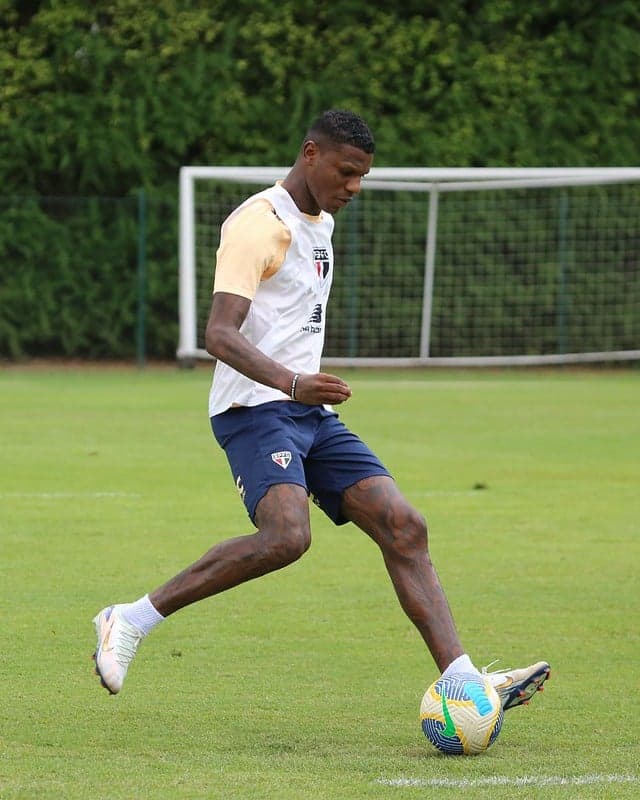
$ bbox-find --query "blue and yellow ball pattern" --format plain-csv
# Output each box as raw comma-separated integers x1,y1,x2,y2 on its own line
420,673,504,755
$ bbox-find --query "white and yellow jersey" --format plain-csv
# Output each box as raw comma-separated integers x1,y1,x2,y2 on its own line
208,183,335,417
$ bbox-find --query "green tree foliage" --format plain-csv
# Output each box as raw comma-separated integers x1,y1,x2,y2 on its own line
1,0,639,358
3,0,640,195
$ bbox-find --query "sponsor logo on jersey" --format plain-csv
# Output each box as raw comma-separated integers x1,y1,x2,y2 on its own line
271,451,292,469
300,304,323,334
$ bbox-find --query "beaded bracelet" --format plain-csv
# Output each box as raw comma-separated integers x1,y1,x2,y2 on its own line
290,373,300,400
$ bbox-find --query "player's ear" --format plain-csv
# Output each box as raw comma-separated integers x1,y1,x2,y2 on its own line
302,139,320,164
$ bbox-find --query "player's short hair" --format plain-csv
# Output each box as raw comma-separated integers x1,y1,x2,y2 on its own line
306,110,375,154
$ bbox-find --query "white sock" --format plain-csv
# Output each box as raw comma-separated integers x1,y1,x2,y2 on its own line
441,653,481,678
120,594,164,636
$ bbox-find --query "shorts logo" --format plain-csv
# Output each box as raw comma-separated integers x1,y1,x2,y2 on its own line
271,451,292,469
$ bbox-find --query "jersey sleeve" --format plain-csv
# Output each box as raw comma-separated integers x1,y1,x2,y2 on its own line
213,198,291,300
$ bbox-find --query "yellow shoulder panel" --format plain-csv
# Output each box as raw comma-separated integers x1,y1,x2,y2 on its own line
213,198,291,300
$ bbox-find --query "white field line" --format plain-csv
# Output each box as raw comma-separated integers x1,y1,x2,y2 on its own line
377,773,639,789
0,492,140,499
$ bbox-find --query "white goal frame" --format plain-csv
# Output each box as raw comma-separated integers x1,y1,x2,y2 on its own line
178,167,640,367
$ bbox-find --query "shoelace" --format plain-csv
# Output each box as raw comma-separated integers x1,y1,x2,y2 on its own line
481,659,512,678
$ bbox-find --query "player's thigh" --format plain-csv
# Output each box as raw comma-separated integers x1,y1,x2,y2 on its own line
341,475,426,550
254,483,312,561
255,482,311,538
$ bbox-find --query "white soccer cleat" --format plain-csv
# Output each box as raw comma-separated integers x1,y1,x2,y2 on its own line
484,660,550,710
92,605,144,694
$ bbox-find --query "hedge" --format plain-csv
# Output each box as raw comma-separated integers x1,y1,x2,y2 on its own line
1,1,639,358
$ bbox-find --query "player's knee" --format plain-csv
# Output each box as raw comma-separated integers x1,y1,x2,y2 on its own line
259,521,311,568
255,486,311,567
388,506,429,559
280,523,312,563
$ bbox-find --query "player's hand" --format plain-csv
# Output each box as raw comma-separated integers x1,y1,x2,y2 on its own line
294,372,352,405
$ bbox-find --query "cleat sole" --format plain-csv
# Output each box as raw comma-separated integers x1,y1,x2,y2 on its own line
499,663,551,710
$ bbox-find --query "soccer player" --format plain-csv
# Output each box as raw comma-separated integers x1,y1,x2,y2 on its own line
93,110,549,710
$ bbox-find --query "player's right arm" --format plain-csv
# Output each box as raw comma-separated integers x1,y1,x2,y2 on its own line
205,292,351,405
205,198,350,405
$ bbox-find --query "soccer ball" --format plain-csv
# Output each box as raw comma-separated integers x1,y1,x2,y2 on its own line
420,673,504,755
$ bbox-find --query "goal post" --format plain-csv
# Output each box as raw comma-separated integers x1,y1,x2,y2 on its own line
178,167,640,366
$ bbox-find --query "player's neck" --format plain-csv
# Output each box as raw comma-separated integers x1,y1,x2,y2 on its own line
281,172,320,216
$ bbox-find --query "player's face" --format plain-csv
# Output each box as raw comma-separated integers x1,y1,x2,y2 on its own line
306,142,373,214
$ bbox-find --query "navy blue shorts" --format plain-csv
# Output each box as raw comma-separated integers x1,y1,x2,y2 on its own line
211,401,391,525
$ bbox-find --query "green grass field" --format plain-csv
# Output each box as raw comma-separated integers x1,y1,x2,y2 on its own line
1,365,638,799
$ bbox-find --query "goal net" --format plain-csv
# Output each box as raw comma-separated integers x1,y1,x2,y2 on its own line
179,167,640,366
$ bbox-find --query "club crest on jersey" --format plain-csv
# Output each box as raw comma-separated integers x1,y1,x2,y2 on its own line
313,247,330,281
271,450,292,469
